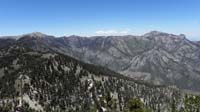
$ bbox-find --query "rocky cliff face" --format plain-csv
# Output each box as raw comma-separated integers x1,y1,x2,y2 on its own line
0,31,200,92
0,45,183,112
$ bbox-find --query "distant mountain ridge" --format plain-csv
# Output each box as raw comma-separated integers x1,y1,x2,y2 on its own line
1,31,200,92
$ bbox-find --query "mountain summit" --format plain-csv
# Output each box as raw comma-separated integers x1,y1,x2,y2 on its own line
23,32,48,38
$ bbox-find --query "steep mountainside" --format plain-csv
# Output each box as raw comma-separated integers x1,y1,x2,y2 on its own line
0,38,16,48
0,45,184,112
195,41,200,47
0,31,200,92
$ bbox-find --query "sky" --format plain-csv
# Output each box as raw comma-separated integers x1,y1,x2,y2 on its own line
0,0,199,40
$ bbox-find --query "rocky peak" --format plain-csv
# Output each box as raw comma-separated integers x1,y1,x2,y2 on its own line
17,32,53,44
23,32,48,38
179,34,186,39
143,31,169,36
142,31,188,44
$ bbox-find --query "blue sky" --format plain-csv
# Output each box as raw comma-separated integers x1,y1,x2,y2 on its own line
0,0,199,40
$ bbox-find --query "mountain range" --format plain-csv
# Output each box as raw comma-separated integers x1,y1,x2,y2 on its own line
0,31,200,92
0,31,200,111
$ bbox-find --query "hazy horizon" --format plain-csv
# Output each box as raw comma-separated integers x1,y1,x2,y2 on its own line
1,31,199,42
